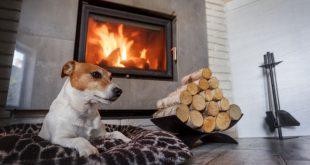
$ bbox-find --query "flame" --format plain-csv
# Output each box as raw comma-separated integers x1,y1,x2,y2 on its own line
85,17,166,71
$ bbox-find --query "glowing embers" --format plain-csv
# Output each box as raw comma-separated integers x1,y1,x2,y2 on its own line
86,17,166,71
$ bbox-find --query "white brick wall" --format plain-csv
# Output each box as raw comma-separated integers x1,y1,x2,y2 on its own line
205,0,236,137
205,0,233,101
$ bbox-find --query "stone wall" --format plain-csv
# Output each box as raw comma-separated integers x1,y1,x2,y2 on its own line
0,0,22,118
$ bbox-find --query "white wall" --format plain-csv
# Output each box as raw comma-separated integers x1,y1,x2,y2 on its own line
226,0,310,137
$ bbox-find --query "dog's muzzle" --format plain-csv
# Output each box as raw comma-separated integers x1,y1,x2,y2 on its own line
108,87,122,101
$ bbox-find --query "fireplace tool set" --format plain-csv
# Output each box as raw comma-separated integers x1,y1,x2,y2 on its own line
260,52,300,140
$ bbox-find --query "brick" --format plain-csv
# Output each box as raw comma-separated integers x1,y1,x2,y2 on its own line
0,43,15,54
206,0,225,6
207,29,227,39
0,92,7,106
206,1,224,12
206,8,225,18
0,67,11,79
0,20,18,32
0,0,22,10
0,55,13,66
0,31,17,42
209,64,231,73
207,15,226,24
209,57,230,66
208,49,229,59
0,9,20,21
207,22,227,32
208,42,228,52
0,79,10,91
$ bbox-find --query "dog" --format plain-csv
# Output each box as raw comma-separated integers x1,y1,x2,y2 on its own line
39,60,131,157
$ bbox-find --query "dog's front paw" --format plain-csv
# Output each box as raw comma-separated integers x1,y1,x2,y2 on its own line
106,131,131,143
77,142,99,157
120,136,131,143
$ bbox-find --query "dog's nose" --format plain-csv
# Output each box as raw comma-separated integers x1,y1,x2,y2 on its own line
113,87,122,97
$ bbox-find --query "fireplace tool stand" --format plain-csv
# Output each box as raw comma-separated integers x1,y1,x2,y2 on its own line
259,52,300,140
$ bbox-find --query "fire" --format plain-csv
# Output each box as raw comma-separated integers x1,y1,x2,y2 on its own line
85,17,166,71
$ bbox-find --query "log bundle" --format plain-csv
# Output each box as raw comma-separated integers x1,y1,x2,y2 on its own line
154,67,243,133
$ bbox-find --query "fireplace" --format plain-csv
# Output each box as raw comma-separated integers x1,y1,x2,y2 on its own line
74,0,175,79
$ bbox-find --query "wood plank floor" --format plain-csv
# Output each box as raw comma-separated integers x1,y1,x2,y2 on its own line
187,136,310,165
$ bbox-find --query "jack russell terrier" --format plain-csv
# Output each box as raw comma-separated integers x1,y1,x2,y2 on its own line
39,61,131,157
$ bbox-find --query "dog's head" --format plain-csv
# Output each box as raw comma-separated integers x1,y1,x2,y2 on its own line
61,61,122,104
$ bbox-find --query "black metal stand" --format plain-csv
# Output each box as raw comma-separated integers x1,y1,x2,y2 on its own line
151,115,241,148
260,52,300,140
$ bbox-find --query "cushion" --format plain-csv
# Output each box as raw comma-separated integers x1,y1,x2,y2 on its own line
0,123,192,165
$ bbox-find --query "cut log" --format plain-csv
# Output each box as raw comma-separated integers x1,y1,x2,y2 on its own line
168,82,199,97
206,101,219,116
212,88,223,101
228,104,242,120
156,90,192,109
186,82,199,95
186,110,203,128
153,104,190,123
208,77,219,89
181,68,212,85
202,116,216,133
193,78,209,90
215,112,231,131
219,97,230,111
191,94,206,111
201,90,213,101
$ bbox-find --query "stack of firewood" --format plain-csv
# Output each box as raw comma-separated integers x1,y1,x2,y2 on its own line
153,68,242,133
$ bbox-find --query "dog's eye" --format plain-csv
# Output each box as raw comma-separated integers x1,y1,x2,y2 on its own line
90,71,102,79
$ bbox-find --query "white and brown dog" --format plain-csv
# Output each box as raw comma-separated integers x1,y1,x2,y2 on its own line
39,61,131,157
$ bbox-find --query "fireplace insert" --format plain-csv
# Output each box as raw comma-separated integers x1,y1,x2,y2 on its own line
74,0,175,79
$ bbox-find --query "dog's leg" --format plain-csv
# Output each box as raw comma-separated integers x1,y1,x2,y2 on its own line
103,131,131,142
53,137,98,157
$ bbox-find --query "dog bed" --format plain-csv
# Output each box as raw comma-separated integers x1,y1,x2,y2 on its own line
0,123,191,165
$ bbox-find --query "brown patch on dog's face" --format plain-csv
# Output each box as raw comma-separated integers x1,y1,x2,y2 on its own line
61,61,112,91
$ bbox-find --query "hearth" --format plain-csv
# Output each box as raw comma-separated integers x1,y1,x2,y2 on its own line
74,0,175,79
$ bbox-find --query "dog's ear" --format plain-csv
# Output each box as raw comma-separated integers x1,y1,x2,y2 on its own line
61,61,76,78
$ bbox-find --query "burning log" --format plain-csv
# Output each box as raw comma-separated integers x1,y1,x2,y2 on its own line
153,104,190,123
181,68,212,85
121,58,149,70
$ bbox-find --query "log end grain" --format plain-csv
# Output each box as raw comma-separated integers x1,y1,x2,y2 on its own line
207,101,220,116
229,104,242,120
202,116,216,133
216,112,231,131
180,90,193,105
192,94,206,111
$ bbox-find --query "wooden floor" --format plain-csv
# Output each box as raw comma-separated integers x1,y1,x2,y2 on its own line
187,136,310,165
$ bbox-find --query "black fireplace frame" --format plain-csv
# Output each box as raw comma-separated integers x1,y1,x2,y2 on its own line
74,0,175,79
